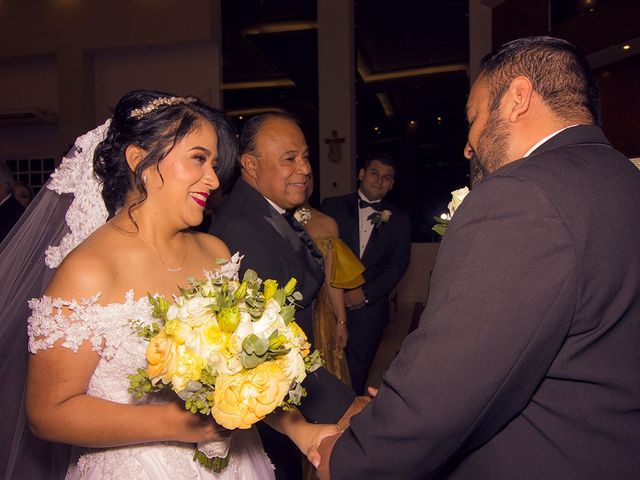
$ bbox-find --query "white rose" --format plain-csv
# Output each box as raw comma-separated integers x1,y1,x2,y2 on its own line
252,300,285,337
227,356,243,374
447,187,470,218
279,349,306,383
179,297,214,327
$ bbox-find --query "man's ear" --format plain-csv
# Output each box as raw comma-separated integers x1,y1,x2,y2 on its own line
357,167,365,182
125,145,147,173
240,153,258,180
507,76,533,123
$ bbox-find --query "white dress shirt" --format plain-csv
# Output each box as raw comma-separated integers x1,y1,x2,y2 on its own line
357,190,381,258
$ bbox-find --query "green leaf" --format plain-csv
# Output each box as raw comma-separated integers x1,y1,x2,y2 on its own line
432,223,447,237
241,351,263,369
280,305,295,324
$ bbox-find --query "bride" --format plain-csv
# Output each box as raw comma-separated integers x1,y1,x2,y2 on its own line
0,90,336,479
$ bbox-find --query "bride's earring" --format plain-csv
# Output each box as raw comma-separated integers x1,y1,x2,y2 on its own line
142,175,147,184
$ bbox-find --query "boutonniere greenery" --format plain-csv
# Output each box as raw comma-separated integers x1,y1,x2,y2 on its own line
432,186,470,236
368,209,392,229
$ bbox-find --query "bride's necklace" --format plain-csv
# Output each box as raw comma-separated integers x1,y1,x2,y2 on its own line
137,232,188,273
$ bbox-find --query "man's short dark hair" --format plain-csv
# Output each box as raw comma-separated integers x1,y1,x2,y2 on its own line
239,112,299,157
480,36,600,125
360,152,397,173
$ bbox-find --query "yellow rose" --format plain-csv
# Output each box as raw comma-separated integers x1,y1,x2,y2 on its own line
146,330,178,384
164,319,193,345
212,362,291,429
171,349,205,392
262,279,278,301
202,322,228,351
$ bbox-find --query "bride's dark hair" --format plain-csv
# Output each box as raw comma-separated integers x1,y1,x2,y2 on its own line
94,90,238,217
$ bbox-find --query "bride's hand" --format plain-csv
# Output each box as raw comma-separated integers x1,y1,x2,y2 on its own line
302,423,342,468
164,401,231,443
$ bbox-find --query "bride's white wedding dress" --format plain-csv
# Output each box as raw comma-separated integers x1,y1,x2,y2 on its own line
28,290,275,480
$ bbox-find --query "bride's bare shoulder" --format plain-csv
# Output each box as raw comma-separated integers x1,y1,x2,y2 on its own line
191,231,231,264
44,226,120,299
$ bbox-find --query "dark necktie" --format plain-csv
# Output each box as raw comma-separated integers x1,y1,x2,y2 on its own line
282,211,324,269
359,198,381,211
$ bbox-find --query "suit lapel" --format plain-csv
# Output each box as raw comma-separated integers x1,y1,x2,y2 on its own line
263,205,325,288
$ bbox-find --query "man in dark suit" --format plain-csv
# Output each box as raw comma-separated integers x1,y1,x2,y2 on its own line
210,113,356,479
0,163,24,242
320,154,411,394
315,36,640,479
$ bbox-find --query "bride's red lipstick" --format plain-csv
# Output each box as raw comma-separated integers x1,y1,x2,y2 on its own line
190,192,209,208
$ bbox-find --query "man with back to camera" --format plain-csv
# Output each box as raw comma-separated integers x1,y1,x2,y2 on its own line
314,36,640,479
320,153,411,395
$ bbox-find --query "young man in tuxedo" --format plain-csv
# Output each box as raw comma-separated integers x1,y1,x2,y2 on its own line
314,36,640,479
320,154,411,395
210,113,357,479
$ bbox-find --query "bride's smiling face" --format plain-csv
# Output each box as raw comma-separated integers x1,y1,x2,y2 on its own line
144,120,220,227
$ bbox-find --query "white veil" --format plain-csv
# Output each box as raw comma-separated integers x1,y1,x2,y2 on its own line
0,120,110,479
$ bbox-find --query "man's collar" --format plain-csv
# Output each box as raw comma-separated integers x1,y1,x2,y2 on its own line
357,189,381,204
264,196,286,214
523,125,580,158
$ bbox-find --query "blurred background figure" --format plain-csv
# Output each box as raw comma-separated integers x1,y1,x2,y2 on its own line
0,161,24,242
12,180,34,210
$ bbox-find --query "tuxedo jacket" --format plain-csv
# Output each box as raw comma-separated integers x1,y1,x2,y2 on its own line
330,125,640,479
0,194,24,243
320,193,411,327
210,177,354,423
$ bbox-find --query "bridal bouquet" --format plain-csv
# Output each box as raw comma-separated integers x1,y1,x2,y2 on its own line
128,255,322,471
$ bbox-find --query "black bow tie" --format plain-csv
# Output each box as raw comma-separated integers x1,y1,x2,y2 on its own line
359,199,381,211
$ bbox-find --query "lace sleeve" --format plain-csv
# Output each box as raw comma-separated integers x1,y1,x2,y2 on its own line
27,293,104,354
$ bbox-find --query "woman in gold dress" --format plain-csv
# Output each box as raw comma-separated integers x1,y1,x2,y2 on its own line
296,183,365,387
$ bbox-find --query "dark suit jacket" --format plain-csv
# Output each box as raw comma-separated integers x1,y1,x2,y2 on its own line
320,193,411,326
0,194,24,243
210,177,355,423
330,125,640,479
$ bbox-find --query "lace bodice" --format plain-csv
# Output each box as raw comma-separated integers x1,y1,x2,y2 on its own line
27,287,274,479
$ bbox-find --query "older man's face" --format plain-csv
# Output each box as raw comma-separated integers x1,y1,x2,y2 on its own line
252,117,311,210
464,79,511,184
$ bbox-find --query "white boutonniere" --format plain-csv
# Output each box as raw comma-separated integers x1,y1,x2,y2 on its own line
368,209,392,229
293,207,311,225
433,186,470,236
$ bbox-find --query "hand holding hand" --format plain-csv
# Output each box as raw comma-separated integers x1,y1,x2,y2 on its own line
304,424,342,469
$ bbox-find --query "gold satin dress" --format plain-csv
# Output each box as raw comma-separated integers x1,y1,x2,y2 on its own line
312,237,365,386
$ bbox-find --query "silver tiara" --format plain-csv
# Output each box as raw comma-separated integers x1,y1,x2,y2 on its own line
129,96,197,119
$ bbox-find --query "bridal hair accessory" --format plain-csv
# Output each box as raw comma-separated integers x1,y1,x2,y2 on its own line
45,119,111,268
129,96,197,119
